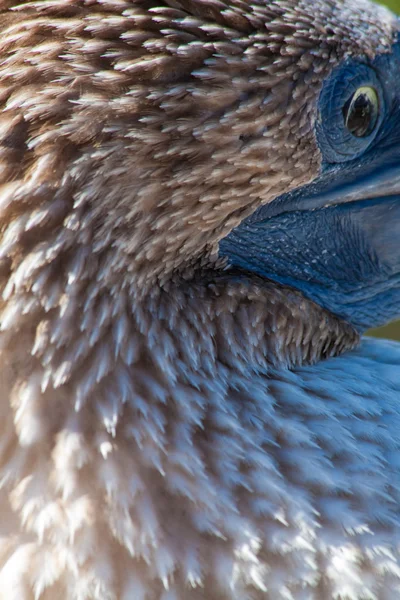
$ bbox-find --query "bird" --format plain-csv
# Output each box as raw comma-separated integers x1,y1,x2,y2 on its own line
0,0,399,598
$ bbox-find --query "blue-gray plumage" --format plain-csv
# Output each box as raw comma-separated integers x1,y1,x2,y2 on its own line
0,1,399,600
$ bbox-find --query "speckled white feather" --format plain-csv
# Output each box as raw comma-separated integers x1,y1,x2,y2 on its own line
0,329,399,599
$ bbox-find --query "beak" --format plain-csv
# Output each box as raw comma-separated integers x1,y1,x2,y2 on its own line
298,162,400,211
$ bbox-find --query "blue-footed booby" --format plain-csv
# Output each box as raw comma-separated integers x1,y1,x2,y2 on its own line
0,0,399,598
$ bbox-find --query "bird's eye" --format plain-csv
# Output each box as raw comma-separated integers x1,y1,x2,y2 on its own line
343,86,379,138
317,63,385,163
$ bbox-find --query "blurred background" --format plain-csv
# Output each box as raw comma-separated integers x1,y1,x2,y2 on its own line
379,0,400,12
362,0,400,340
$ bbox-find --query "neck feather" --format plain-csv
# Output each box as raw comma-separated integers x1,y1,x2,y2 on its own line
0,236,361,595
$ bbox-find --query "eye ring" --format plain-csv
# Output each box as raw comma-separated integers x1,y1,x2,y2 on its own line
343,86,379,138
316,63,385,163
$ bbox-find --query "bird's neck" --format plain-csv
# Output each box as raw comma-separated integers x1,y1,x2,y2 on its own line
0,183,359,433
0,256,360,590
0,251,359,425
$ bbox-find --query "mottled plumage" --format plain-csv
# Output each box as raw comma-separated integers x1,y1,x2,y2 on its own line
0,0,399,599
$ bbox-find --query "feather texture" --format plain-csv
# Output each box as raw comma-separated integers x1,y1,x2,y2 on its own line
0,333,399,599
0,1,399,599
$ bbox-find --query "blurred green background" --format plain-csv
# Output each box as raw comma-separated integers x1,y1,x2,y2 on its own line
363,0,400,340
379,0,400,11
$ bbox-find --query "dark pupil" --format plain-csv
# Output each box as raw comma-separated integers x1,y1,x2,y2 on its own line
343,92,376,138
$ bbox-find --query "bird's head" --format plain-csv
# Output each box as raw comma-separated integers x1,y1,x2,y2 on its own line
0,0,399,361
220,12,400,332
